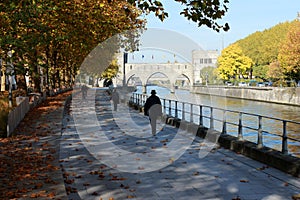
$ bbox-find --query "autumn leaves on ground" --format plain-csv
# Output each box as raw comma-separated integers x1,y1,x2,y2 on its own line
0,90,72,199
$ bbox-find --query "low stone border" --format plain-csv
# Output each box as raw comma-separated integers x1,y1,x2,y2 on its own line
163,115,300,178
5,88,73,137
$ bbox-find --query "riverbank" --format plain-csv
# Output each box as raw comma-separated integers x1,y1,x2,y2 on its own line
191,86,300,106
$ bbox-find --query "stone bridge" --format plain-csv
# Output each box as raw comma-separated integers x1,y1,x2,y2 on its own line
124,63,194,93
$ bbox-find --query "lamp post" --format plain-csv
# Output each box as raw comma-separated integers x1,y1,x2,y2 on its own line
123,52,128,87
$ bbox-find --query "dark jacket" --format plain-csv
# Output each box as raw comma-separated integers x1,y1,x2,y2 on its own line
144,94,162,116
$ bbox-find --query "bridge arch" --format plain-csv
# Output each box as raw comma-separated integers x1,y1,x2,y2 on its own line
125,63,194,93
145,72,170,84
175,73,191,87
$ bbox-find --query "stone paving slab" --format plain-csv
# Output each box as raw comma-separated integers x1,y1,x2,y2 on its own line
59,88,300,200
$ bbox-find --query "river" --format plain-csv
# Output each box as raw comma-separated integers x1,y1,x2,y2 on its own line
135,85,300,157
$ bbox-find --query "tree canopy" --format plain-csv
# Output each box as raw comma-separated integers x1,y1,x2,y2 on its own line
236,21,291,66
0,0,230,93
128,0,230,32
0,0,145,92
278,20,300,80
217,19,300,83
216,43,252,81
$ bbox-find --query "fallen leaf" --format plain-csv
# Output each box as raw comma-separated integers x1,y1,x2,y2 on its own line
240,179,249,183
193,171,200,176
34,182,43,189
92,191,98,195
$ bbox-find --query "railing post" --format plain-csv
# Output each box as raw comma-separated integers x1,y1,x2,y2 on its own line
190,104,193,123
282,120,288,155
168,100,172,116
144,94,147,105
199,105,203,126
222,110,227,135
210,107,214,129
257,116,263,148
238,112,243,140
138,94,141,106
163,99,166,115
175,101,178,118
135,93,138,104
182,102,185,121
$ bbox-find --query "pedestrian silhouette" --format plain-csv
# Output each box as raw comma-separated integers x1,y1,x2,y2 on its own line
81,84,88,99
111,88,120,111
144,90,162,136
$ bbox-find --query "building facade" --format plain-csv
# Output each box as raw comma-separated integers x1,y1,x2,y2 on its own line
192,50,219,84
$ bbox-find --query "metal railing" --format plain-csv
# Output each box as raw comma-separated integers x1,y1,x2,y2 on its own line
129,93,300,156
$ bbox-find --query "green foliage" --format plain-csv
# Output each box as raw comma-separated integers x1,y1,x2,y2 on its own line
237,21,292,66
252,65,269,81
0,0,145,91
175,0,230,32
129,0,230,32
200,66,217,84
216,44,253,81
0,0,230,94
100,60,120,80
233,19,299,82
267,61,284,81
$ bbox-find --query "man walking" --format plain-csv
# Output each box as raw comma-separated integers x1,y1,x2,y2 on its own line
111,88,120,111
144,90,162,136
81,84,88,100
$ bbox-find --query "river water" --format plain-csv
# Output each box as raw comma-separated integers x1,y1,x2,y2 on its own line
135,86,300,157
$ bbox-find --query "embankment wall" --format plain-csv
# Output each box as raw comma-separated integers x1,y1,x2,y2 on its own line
191,86,300,106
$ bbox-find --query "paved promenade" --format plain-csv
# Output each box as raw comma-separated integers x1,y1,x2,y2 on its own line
59,88,300,200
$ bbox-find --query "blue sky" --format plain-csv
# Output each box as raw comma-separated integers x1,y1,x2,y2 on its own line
144,0,300,52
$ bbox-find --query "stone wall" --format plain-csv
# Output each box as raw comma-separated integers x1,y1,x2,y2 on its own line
191,86,300,106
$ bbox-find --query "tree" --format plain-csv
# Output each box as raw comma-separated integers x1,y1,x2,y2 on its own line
200,66,217,85
252,65,269,81
100,60,120,81
237,21,292,66
0,0,145,92
236,21,292,82
128,0,230,32
216,44,253,81
278,20,300,81
267,60,284,81
0,0,230,94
